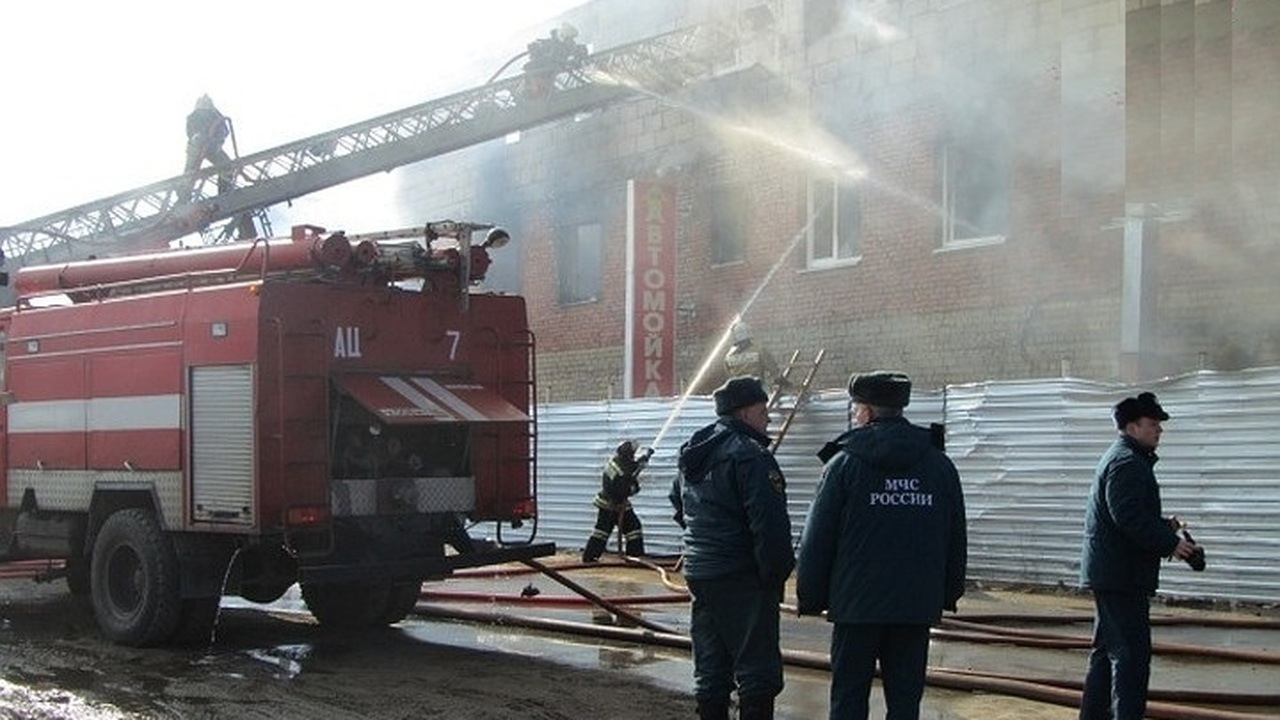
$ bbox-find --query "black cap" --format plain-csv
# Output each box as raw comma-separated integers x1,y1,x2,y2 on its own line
713,376,769,415
1113,391,1169,428
848,371,912,408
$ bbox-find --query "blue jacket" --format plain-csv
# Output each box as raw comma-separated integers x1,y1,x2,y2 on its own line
796,417,967,624
1080,435,1180,595
669,417,795,587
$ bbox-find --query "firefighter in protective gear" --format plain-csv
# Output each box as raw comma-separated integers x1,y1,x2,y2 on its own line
522,23,588,99
582,440,649,562
723,322,782,390
184,94,234,194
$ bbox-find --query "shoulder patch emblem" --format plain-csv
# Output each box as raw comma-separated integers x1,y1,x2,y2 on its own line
768,469,786,495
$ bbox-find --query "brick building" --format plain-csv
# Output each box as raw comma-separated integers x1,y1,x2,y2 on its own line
397,0,1280,401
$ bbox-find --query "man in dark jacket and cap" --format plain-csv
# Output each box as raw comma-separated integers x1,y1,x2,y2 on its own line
1079,391,1200,720
669,375,795,720
797,371,967,720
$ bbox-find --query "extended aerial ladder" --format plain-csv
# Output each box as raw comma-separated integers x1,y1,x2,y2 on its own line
0,24,737,269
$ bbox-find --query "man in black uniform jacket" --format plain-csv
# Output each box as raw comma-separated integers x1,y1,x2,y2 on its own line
1078,391,1200,720
797,371,967,720
669,376,794,720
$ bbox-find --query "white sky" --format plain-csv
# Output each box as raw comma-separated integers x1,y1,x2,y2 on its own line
0,1,587,231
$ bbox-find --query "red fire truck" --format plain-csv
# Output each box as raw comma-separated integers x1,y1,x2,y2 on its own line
0,22,742,648
0,221,552,646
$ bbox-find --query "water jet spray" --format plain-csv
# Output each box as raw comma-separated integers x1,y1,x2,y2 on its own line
647,209,823,454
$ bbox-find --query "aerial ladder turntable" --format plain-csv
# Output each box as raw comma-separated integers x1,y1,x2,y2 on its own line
0,24,739,271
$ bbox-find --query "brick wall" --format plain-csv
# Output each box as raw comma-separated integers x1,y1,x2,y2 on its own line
395,0,1278,400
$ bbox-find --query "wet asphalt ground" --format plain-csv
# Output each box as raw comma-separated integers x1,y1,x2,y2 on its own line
379,557,1280,719
4,554,1276,719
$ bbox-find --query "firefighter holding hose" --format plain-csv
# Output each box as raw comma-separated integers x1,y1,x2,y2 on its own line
582,440,651,562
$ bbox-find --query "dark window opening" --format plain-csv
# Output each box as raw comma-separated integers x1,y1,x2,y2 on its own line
557,222,602,304
710,183,748,265
939,131,1010,245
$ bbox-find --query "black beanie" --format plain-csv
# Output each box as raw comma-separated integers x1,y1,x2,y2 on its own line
848,371,912,408
1113,391,1169,428
714,376,769,415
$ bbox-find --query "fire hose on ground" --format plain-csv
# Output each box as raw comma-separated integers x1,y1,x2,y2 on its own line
413,603,1278,720
422,557,1280,719
3,557,1276,716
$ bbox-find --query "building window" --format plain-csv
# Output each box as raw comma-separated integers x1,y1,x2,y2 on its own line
807,173,860,267
710,183,747,265
557,222,602,305
938,129,1009,248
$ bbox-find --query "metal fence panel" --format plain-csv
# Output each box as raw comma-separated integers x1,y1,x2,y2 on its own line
530,369,1280,604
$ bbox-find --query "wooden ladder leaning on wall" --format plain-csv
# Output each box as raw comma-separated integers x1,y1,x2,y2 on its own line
767,348,825,453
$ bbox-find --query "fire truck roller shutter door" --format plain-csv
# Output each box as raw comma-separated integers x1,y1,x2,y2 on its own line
332,374,529,425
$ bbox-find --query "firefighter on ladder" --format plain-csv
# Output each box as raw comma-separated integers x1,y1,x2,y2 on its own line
184,94,234,195
724,321,784,392
522,23,588,99
582,440,651,562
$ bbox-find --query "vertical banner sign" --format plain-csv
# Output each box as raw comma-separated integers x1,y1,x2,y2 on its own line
624,180,676,398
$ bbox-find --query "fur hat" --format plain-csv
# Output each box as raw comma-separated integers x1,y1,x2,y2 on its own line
848,371,912,408
713,376,769,415
1113,391,1169,428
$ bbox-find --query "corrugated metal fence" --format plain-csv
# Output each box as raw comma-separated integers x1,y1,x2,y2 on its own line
529,368,1280,604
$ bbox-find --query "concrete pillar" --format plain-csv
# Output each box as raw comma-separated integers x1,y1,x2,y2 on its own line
1119,202,1159,382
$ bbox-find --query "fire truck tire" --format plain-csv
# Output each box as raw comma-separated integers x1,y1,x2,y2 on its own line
380,582,422,625
300,581,392,628
90,508,183,646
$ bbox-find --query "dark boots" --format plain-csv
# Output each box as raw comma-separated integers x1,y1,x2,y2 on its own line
582,535,607,562
696,700,729,720
695,696,772,720
737,695,775,720
624,536,645,557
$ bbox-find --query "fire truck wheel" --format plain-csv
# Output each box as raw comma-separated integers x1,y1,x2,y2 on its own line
90,508,183,646
300,581,392,628
380,582,423,625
